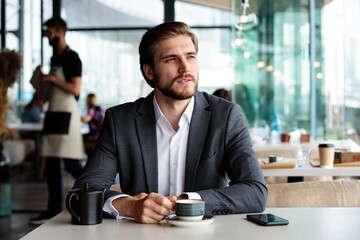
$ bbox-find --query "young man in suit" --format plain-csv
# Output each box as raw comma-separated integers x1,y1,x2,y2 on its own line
74,21,267,223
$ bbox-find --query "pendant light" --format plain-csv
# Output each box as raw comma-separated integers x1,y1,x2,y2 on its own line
234,0,257,31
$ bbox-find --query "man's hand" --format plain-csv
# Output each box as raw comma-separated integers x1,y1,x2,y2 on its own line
41,74,57,84
112,192,175,224
40,73,81,96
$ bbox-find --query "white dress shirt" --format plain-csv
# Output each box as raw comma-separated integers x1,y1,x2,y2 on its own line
155,95,192,196
103,95,201,220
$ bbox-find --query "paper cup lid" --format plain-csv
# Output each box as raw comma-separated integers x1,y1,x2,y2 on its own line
318,143,335,148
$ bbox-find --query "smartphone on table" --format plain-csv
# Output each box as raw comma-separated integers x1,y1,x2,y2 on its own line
246,213,289,226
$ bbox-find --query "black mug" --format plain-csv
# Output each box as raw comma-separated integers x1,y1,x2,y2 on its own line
66,183,105,225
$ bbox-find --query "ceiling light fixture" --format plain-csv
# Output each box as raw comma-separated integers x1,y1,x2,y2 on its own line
231,30,247,49
234,0,257,31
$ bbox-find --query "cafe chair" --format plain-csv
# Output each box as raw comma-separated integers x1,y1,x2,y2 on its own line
4,139,35,166
266,180,360,208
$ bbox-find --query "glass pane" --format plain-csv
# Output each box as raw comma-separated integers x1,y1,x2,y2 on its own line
22,0,42,101
176,1,232,26
232,0,315,139
322,0,360,140
5,0,21,116
6,0,19,31
193,28,232,94
64,27,232,112
43,0,53,21
65,30,146,111
62,0,164,28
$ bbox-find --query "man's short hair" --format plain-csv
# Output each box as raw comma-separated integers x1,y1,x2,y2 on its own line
43,17,68,33
139,21,198,88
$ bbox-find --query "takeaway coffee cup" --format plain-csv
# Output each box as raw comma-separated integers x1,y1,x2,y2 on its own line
318,143,335,168
66,183,105,225
175,199,205,221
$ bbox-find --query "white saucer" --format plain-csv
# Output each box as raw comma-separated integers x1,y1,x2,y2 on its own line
165,215,215,227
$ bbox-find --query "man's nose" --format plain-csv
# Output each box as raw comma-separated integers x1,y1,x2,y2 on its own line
178,58,190,73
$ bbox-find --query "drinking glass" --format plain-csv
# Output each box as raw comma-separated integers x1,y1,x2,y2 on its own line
294,146,311,168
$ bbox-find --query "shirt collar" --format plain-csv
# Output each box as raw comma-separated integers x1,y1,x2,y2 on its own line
153,95,194,124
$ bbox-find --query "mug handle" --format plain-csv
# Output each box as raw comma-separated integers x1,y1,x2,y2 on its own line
66,192,80,223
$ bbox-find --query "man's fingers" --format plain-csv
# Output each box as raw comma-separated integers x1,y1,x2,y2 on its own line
134,207,165,223
129,192,178,223
166,195,177,202
133,192,148,200
133,199,169,223
147,192,174,210
145,193,173,215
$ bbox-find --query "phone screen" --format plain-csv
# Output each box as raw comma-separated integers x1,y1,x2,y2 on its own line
246,214,289,226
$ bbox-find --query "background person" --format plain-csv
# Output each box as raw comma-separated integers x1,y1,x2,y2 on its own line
212,88,232,101
21,90,44,124
81,93,105,142
30,17,84,225
20,90,44,152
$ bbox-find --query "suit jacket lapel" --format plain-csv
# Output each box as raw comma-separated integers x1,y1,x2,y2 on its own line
184,92,211,191
136,92,158,193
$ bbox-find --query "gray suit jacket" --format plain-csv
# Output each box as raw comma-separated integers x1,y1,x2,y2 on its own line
74,91,267,215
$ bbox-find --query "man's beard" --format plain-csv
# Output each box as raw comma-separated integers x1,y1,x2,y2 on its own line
154,73,198,100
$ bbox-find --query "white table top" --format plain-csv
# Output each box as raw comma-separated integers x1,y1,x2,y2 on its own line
262,165,360,176
20,208,360,240
7,122,90,134
6,122,43,131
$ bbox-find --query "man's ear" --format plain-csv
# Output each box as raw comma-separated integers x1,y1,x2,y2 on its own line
143,64,154,80
57,28,66,38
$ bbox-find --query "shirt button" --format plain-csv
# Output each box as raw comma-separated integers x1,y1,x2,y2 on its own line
172,162,177,167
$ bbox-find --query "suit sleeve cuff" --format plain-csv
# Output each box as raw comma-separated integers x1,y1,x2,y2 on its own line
103,194,133,220
182,192,202,200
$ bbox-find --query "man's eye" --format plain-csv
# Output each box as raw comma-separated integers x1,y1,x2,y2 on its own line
165,58,175,62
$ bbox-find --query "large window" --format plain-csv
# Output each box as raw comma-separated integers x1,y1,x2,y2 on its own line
176,2,232,95
322,0,360,140
3,0,44,106
62,0,164,28
53,0,165,111
233,0,320,134
3,0,232,118
175,1,232,26
65,30,145,109
4,0,21,105
4,0,359,141
232,0,360,141
57,0,232,111
22,0,42,100
232,1,316,139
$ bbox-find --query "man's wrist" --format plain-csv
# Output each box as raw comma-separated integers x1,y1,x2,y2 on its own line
112,196,134,218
